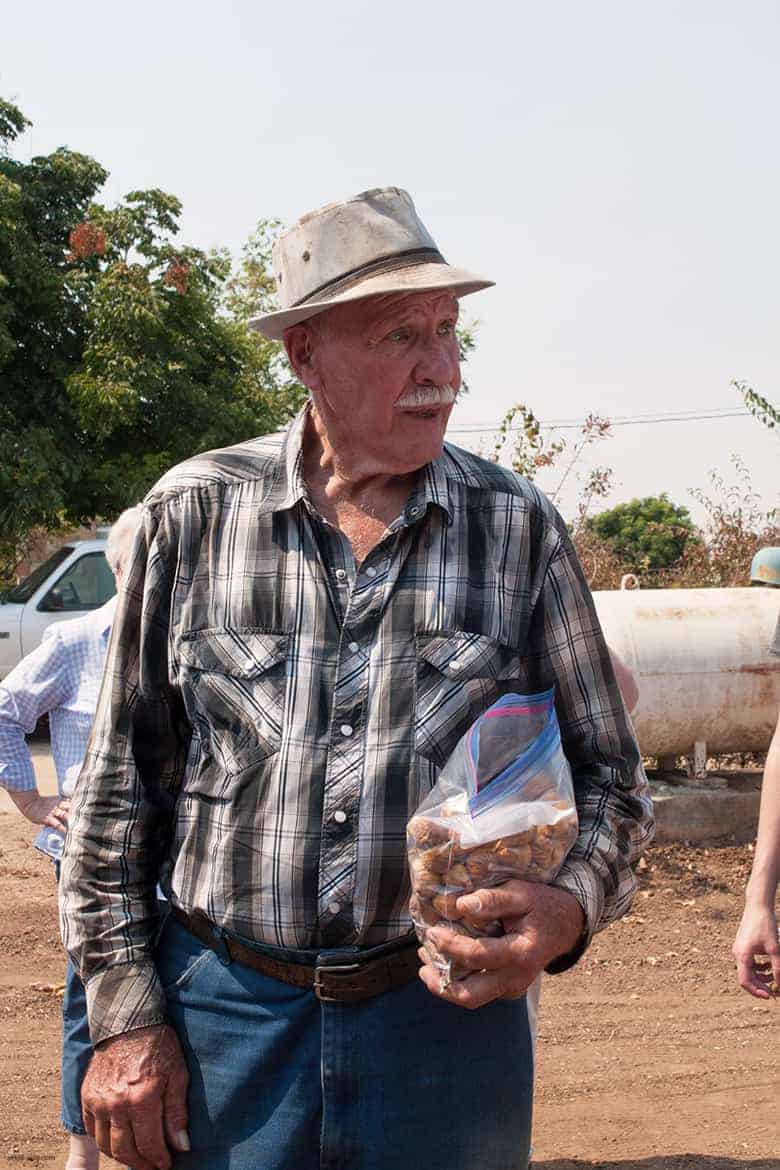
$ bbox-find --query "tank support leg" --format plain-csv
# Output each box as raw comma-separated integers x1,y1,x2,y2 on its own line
686,740,708,781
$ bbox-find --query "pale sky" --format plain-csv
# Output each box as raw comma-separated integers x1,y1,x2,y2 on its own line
4,0,778,530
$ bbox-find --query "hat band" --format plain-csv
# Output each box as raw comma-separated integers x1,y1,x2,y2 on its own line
291,247,446,308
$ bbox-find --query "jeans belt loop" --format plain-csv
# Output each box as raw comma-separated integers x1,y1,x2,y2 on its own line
210,924,233,966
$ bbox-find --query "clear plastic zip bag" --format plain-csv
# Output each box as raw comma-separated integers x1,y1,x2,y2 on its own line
408,690,578,988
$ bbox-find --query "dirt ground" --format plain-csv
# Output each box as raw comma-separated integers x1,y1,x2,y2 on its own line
0,794,778,1170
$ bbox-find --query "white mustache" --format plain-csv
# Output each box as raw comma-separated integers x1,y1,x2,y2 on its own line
396,385,457,409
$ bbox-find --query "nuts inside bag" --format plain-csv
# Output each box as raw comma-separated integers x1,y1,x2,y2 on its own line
407,690,578,988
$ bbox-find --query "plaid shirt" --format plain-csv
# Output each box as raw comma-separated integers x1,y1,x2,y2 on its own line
0,598,115,796
61,406,654,1045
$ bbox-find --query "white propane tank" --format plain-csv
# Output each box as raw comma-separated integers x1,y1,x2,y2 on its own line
592,587,780,759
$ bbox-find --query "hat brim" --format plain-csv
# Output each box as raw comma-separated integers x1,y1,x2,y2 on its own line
248,262,494,341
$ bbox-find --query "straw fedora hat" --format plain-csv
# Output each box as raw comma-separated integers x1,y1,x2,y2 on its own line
249,187,494,341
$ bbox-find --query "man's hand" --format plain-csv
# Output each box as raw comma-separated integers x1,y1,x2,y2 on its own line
418,880,585,1009
81,1022,190,1170
9,789,69,830
732,903,780,999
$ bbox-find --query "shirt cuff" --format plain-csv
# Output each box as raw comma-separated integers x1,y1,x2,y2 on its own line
84,960,167,1047
0,756,38,791
546,855,605,974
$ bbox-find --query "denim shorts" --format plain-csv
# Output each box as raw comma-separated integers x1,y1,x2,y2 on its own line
156,913,534,1170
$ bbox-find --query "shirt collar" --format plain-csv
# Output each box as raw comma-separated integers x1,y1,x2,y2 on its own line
261,404,311,514
417,448,454,522
263,401,454,524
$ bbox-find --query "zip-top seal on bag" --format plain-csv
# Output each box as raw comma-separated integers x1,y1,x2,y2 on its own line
407,690,578,989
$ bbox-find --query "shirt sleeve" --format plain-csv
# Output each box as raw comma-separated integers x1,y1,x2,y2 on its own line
770,613,780,658
59,502,190,1045
0,632,73,791
523,515,655,971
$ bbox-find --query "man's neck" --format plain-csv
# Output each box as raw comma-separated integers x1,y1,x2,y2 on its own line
303,409,416,510
302,410,418,563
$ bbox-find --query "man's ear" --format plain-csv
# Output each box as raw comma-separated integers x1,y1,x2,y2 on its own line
283,324,318,387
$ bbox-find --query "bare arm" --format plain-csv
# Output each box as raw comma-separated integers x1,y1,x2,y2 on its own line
0,630,71,813
8,787,69,831
608,647,639,715
733,711,780,997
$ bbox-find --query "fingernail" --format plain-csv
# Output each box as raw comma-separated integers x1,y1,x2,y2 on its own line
175,1130,191,1151
461,896,482,912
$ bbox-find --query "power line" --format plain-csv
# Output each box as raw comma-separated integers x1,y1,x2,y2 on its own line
448,408,751,434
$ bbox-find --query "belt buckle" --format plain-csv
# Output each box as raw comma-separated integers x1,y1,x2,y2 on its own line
313,961,363,1002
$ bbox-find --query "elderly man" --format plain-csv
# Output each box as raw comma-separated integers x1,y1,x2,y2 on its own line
61,188,654,1170
0,505,142,1170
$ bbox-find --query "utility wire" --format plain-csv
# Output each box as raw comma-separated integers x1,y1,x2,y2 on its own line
448,408,751,434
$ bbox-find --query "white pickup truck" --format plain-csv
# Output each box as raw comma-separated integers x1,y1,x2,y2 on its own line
0,539,115,680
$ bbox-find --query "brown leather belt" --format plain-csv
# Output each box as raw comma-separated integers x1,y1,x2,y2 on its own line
170,906,420,1003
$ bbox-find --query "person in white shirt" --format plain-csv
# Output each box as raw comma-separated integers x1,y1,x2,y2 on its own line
0,506,142,1170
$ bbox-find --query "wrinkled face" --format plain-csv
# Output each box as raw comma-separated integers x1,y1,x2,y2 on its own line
284,290,462,476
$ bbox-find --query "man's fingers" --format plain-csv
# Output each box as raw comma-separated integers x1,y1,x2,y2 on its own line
130,1090,174,1170
111,1118,161,1170
419,962,524,1009
428,925,519,972
162,1054,191,1152
43,798,69,830
456,880,533,922
735,952,770,999
90,1114,113,1159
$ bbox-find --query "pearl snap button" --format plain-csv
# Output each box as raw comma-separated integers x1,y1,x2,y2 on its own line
348,642,359,653
340,724,354,737
333,810,347,824
365,567,377,578
327,901,341,915
335,568,347,580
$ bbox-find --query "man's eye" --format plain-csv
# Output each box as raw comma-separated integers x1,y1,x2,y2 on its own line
388,328,411,343
437,321,455,335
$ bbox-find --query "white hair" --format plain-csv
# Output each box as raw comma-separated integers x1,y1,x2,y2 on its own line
105,505,144,576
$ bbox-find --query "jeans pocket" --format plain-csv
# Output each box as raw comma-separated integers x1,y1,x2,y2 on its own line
156,917,217,993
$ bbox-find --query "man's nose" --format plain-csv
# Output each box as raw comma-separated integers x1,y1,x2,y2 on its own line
413,337,460,387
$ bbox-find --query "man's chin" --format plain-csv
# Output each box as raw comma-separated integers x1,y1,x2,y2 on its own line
393,436,446,473
396,406,450,444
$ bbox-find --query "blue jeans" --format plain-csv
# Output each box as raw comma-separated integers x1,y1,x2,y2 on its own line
155,914,533,1170
61,958,92,1133
53,858,92,1135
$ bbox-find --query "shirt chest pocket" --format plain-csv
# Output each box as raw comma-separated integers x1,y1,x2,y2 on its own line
415,632,526,769
177,629,288,767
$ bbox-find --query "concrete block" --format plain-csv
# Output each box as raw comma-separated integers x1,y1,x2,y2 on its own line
652,786,761,844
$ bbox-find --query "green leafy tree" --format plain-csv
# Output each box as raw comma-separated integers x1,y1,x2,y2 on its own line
67,201,306,512
0,97,108,578
0,97,305,581
583,493,697,571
